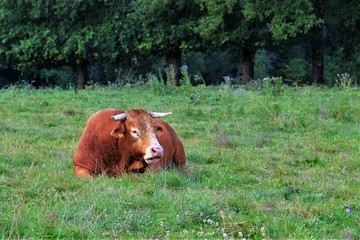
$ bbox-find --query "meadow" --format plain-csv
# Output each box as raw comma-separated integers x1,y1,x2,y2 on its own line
0,82,359,239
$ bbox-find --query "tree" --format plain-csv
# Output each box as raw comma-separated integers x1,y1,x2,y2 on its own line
310,0,324,84
243,0,323,84
130,0,202,86
193,0,259,83
0,0,132,89
324,0,360,82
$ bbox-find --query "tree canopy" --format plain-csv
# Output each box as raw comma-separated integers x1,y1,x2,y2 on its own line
0,0,359,88
0,0,133,88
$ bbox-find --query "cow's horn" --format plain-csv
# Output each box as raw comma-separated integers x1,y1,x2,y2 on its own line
148,112,172,118
112,113,127,121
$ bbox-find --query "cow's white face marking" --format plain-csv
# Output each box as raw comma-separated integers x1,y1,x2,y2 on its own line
130,127,141,138
143,125,163,163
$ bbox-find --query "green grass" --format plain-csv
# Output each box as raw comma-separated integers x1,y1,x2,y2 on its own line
0,84,359,239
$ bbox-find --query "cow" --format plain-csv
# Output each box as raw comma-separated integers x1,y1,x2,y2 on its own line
73,109,186,179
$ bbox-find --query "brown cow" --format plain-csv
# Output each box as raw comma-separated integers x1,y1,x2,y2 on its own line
73,109,186,178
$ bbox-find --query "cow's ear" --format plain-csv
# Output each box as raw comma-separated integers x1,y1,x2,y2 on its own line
156,126,163,136
111,125,125,138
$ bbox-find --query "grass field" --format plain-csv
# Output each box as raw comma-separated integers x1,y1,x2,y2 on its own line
0,83,359,239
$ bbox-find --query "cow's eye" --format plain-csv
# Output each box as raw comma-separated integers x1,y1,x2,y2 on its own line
130,128,140,138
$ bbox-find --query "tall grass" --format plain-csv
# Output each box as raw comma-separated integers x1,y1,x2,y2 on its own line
0,84,359,239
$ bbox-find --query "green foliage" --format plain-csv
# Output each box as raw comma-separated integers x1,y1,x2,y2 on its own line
194,0,236,40
281,58,309,84
254,50,271,80
131,0,200,54
194,0,261,56
0,0,359,89
329,1,360,82
180,65,192,94
39,67,76,89
183,51,239,85
146,73,166,96
1,86,359,239
324,54,343,85
244,0,322,40
262,77,286,95
165,65,176,86
0,0,132,70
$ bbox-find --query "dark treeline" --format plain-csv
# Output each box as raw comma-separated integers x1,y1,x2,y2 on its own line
0,0,359,89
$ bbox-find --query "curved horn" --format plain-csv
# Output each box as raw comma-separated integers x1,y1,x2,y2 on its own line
148,111,172,118
112,113,127,121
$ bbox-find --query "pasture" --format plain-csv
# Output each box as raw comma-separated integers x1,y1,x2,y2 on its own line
0,84,359,239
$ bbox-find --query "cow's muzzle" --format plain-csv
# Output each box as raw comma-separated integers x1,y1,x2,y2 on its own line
144,146,163,164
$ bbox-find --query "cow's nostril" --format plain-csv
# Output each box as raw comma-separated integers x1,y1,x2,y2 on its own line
151,146,163,156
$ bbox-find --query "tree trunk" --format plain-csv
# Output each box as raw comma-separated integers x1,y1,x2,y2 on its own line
77,61,88,90
311,0,324,85
166,47,182,86
311,26,324,84
242,48,255,84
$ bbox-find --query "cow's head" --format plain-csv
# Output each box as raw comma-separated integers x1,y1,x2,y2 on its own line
111,109,171,170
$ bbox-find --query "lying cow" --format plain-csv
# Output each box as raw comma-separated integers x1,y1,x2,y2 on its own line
73,109,186,179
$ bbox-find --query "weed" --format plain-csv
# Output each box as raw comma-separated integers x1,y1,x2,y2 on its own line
180,65,192,94
336,73,356,90
262,76,286,95
165,64,176,86
146,72,165,96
